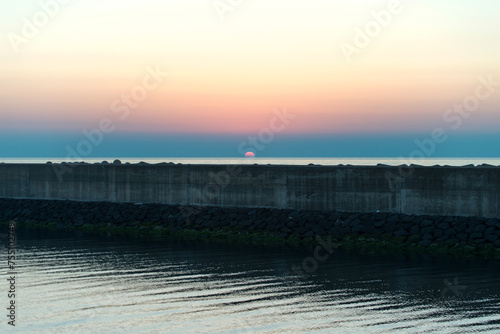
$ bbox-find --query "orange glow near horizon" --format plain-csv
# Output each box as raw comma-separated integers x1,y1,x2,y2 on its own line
1,1,499,137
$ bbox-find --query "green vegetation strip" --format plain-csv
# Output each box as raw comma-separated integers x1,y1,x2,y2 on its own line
2,221,500,260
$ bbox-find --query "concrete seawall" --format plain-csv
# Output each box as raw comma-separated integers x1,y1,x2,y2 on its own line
0,163,499,218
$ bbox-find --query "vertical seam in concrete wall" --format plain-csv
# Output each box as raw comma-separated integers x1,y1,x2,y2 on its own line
398,181,402,215
27,166,31,198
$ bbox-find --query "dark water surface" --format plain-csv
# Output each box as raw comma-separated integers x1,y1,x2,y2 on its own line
2,228,500,333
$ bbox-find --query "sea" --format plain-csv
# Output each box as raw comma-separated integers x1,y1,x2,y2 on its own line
1,157,500,166
0,228,499,333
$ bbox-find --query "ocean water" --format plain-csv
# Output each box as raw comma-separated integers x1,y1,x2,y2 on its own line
1,157,500,166
1,228,500,333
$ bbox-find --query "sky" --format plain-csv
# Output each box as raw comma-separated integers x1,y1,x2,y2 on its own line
1,0,499,158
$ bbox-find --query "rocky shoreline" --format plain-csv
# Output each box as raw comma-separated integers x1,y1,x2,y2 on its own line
1,198,500,258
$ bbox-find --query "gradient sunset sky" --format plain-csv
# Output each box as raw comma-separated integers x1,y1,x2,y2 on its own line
1,0,499,158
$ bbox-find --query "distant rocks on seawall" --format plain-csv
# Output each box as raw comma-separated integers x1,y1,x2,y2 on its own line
0,198,499,249
42,160,180,166
37,162,500,168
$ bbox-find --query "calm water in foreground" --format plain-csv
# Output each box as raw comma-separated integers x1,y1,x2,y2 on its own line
2,228,500,333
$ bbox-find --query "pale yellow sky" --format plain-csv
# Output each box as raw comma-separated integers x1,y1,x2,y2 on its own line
1,0,499,135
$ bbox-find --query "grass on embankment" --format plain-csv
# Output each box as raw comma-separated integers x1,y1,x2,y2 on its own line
2,220,500,260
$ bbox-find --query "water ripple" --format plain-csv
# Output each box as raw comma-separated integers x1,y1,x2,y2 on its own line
2,233,500,333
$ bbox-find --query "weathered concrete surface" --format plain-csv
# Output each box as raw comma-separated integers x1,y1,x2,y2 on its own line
0,163,498,217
